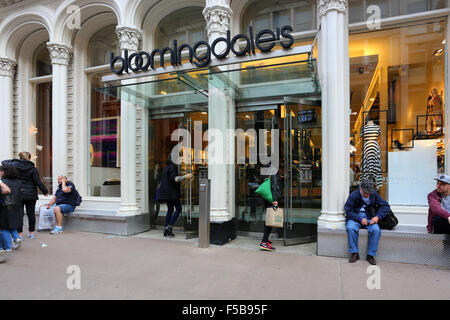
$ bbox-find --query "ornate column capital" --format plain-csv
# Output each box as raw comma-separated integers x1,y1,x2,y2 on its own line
318,0,348,18
0,58,16,77
202,5,232,38
47,42,72,65
116,25,142,52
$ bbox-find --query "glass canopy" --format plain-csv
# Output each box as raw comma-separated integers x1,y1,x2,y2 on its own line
95,58,320,111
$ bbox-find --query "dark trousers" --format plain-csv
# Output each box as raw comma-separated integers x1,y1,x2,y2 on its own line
262,225,272,243
432,216,450,234
17,200,37,233
165,199,182,228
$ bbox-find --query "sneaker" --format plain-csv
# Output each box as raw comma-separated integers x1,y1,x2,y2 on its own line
28,234,36,240
12,238,22,250
50,227,63,234
266,242,276,251
259,242,274,252
5,249,12,252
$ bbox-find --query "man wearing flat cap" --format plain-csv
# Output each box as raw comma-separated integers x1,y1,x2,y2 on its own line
427,174,450,234
344,179,391,265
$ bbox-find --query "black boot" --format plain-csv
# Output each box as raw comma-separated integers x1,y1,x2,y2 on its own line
163,227,169,237
167,226,175,238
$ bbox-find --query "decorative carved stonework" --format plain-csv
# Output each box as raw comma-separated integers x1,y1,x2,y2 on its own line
116,25,142,52
318,0,347,18
202,5,232,38
0,58,16,77
0,0,24,8
47,43,72,65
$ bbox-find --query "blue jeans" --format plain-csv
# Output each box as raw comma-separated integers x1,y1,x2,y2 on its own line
0,229,19,250
165,199,182,228
346,220,381,257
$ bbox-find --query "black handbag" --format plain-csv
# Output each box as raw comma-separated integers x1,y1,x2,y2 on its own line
367,205,398,230
378,209,398,230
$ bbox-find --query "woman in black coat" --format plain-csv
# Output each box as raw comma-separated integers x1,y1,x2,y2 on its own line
0,166,24,251
2,152,49,239
156,153,192,237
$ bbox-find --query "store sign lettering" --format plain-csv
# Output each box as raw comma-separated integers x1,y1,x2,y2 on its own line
110,25,295,75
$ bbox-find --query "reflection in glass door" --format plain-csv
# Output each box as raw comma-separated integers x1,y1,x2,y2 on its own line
282,97,322,245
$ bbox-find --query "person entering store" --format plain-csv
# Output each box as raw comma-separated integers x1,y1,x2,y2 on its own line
156,153,193,237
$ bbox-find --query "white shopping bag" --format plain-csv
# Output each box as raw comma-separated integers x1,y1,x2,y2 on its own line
38,206,55,231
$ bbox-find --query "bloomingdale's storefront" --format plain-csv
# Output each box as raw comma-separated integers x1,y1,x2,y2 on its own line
0,0,448,252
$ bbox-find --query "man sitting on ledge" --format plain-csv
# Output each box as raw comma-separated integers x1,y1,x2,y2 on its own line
344,179,391,265
427,174,450,235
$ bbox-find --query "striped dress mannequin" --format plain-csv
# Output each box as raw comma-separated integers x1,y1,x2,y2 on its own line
360,121,383,190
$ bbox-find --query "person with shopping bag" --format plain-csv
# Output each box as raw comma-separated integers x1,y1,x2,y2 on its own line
255,164,282,252
2,152,49,240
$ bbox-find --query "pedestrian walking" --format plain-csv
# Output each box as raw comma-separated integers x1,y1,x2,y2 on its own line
156,154,192,237
2,152,49,239
0,166,23,252
258,164,283,252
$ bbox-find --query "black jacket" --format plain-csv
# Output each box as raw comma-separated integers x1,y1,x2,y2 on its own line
2,159,48,201
156,162,181,201
259,173,283,208
0,178,23,229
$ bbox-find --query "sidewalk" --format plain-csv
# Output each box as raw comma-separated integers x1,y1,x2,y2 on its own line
0,229,448,300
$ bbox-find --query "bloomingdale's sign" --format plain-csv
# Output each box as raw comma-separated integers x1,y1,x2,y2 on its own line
110,25,295,75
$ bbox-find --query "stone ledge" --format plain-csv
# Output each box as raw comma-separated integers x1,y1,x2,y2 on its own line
318,225,450,267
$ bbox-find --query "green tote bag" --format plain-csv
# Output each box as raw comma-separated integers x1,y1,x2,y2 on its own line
255,178,273,203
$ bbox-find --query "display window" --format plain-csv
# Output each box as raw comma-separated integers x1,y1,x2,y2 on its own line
88,26,121,197
349,20,446,206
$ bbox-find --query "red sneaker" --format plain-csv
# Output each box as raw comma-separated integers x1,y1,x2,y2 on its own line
259,242,273,251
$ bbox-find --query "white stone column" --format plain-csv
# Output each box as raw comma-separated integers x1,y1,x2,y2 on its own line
47,43,72,194
0,58,16,162
317,0,349,228
116,26,142,215
203,0,235,222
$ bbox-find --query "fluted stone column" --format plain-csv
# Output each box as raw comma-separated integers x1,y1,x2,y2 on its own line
0,58,16,162
116,26,142,215
317,0,350,228
47,43,72,194
203,0,236,223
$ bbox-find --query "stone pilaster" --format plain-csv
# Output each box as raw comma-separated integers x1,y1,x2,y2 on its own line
0,58,16,161
203,1,236,223
47,43,72,193
317,0,349,229
115,27,142,215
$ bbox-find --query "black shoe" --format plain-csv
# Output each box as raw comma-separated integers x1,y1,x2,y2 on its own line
167,226,175,238
349,253,360,263
367,255,377,265
163,229,169,237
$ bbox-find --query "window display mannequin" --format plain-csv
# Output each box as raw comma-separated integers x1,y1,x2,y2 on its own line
426,88,444,135
360,119,383,190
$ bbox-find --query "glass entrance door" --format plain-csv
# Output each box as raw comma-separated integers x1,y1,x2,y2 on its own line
149,111,208,238
281,96,322,245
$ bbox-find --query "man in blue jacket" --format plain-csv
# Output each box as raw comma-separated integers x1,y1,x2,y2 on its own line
344,179,391,265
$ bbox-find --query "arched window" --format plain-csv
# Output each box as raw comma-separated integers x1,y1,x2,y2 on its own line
155,7,206,48
241,0,317,34
88,25,119,67
34,43,52,77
